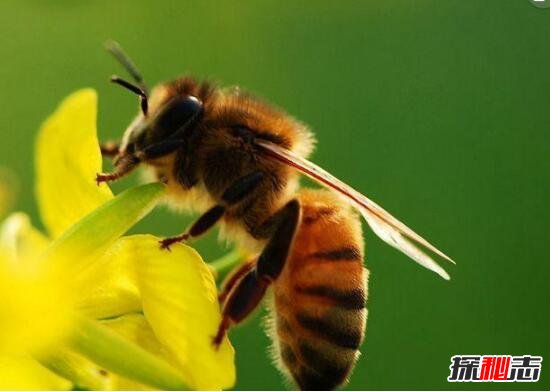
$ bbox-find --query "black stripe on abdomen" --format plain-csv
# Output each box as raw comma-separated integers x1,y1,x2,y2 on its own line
295,341,353,390
296,285,366,310
309,246,362,261
302,206,336,225
279,342,298,367
296,313,363,349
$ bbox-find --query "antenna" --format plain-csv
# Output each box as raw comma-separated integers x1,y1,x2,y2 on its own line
110,75,148,116
105,40,148,93
105,40,149,115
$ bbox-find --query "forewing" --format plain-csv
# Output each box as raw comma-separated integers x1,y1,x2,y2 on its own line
257,140,453,280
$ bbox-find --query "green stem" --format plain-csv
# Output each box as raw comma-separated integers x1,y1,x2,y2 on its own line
38,349,111,390
45,183,165,274
209,248,246,282
69,316,188,390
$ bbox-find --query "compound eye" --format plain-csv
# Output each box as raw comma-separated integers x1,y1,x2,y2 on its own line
156,95,203,136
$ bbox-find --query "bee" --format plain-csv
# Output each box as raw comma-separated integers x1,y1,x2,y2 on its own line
98,41,454,390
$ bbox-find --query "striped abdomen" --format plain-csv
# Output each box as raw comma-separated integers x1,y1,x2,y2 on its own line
270,189,368,390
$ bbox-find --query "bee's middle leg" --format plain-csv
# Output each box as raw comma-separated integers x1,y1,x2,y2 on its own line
159,171,265,249
159,205,226,249
213,199,301,347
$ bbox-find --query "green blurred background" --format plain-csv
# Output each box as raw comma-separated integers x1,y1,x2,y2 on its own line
0,1,548,390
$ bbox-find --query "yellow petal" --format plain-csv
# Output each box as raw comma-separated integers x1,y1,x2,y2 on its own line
101,314,167,390
36,89,113,238
0,212,49,262
0,355,72,390
131,235,236,390
0,247,75,356
76,239,141,320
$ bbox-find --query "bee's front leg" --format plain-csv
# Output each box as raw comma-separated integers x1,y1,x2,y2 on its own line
97,140,185,185
96,154,140,185
97,141,129,184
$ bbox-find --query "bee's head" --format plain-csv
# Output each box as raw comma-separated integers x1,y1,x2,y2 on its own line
118,87,203,158
105,41,203,164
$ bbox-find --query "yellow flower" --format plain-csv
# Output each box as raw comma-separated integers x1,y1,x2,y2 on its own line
0,227,73,356
0,89,235,390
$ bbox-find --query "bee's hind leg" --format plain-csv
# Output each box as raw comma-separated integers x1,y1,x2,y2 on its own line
213,199,301,348
218,259,256,304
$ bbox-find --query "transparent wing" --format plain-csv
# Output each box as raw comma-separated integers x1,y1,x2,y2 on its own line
257,140,454,280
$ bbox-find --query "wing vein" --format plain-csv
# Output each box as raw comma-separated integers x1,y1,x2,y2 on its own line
257,140,454,280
